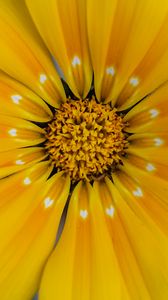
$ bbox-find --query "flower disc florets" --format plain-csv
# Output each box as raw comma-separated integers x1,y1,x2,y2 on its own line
45,98,128,181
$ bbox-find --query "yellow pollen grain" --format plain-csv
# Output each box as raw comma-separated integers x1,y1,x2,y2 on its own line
45,98,128,181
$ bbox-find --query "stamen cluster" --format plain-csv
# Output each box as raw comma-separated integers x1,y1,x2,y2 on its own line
45,98,128,181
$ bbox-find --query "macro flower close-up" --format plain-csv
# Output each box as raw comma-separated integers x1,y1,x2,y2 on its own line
0,0,168,299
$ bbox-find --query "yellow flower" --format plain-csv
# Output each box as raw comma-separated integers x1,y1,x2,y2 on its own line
0,0,168,299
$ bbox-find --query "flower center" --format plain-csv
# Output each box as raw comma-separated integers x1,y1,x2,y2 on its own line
45,98,128,182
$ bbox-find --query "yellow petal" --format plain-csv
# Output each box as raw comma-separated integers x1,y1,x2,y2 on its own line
26,0,92,98
127,132,168,165
94,180,151,299
0,72,52,122
103,177,168,299
113,163,168,235
0,171,70,300
87,0,168,107
39,181,121,300
123,153,168,182
0,161,52,208
0,0,65,107
0,161,52,243
87,0,118,100
124,82,168,132
122,154,168,202
0,115,45,151
0,147,47,179
116,14,168,110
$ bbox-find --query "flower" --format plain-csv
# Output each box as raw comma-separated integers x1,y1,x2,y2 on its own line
0,0,168,299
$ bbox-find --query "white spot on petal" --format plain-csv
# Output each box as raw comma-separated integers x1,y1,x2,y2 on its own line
133,187,143,197
129,77,139,87
106,66,115,76
11,94,22,104
149,109,159,119
23,177,31,185
146,163,156,172
44,197,54,208
72,56,81,67
8,128,17,137
80,209,88,219
39,74,47,84
15,159,25,165
154,138,164,147
105,205,115,217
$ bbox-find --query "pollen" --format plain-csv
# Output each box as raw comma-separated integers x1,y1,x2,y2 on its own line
45,98,128,181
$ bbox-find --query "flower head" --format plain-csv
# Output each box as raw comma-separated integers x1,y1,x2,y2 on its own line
0,0,168,299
